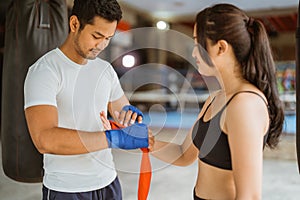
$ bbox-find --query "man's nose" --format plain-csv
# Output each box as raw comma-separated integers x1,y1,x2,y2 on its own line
96,39,109,49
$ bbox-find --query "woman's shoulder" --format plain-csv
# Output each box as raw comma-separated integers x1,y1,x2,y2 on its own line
224,89,269,128
228,89,267,109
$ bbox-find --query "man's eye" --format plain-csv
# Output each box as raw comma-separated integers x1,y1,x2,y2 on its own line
92,35,103,40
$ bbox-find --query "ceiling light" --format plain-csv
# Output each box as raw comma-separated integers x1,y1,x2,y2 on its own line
156,21,169,30
122,55,135,68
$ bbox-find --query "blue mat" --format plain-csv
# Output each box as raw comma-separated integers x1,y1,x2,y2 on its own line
283,114,296,134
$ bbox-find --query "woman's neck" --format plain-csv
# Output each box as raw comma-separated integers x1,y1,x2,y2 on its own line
216,65,249,96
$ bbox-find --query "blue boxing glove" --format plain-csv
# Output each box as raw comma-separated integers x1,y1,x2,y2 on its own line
105,123,148,149
122,105,144,119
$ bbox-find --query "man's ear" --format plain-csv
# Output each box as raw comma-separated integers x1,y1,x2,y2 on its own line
69,15,80,33
217,40,229,55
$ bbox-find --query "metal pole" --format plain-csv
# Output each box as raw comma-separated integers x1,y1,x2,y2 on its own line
296,0,300,173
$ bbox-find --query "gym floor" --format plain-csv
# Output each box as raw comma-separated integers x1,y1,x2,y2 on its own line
1,131,300,200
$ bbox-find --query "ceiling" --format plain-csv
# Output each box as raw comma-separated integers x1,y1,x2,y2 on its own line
121,0,299,19
120,0,299,34
0,0,299,35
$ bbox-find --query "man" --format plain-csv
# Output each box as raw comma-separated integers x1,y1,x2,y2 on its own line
24,0,152,199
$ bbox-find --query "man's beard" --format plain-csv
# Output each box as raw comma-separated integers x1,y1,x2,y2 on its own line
74,34,98,60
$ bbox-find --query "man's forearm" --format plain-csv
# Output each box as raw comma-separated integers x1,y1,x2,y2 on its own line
37,127,108,155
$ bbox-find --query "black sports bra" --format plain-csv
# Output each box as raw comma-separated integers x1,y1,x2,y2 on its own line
192,91,269,170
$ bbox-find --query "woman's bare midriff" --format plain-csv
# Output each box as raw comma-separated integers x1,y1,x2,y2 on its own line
194,160,236,200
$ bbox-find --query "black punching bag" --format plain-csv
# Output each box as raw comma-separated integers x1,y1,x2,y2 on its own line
1,0,68,182
296,0,300,173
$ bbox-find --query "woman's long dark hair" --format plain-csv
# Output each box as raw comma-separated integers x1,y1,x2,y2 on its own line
196,3,284,148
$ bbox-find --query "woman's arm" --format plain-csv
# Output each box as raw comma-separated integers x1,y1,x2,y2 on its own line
151,131,199,166
150,95,217,167
225,93,269,200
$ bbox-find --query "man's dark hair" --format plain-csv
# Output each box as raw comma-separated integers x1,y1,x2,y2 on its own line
71,0,122,30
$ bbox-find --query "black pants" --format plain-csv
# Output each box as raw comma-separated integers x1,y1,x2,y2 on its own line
42,177,122,200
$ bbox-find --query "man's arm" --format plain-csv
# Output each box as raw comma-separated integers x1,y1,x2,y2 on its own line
108,94,130,122
25,105,109,155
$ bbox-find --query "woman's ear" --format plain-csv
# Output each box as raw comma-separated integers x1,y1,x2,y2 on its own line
69,15,80,33
217,40,229,55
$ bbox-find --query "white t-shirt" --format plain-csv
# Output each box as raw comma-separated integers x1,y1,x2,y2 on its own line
24,48,124,192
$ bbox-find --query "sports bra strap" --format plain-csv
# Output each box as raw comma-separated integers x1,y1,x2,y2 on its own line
202,91,268,119
226,91,268,107
202,97,215,116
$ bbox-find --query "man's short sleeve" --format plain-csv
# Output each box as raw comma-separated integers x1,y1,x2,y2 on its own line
109,68,124,102
24,63,59,109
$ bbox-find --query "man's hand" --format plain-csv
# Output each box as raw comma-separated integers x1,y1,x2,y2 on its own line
100,111,154,151
105,123,149,150
116,105,144,126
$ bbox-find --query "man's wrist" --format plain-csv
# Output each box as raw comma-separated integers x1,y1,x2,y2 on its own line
105,124,148,149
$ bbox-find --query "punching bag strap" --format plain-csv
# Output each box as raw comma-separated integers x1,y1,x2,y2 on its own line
38,0,50,29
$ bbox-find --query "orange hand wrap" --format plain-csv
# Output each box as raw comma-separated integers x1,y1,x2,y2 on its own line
109,121,152,200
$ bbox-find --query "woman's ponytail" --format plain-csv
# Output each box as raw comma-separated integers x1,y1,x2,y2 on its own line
244,18,284,148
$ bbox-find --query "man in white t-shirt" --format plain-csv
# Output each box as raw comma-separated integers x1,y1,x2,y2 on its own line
24,0,153,199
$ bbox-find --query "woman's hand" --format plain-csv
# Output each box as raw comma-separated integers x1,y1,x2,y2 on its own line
147,128,154,151
100,111,112,130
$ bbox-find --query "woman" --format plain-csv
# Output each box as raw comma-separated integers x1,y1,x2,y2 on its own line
101,3,284,199
150,3,284,200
